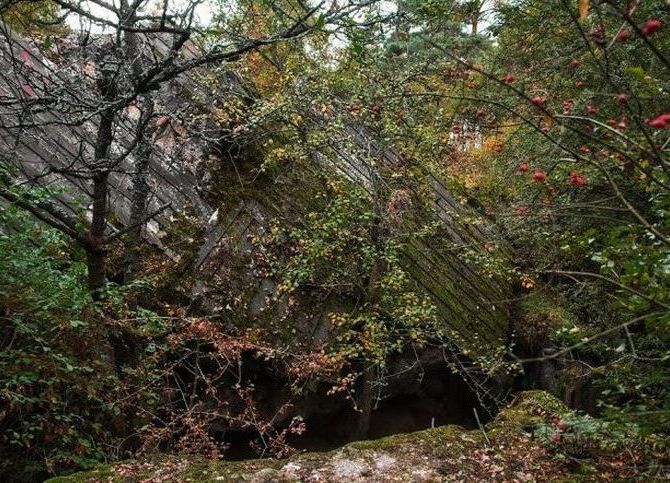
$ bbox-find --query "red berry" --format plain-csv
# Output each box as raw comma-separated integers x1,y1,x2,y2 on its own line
589,25,606,45
533,170,547,182
647,113,670,129
518,163,529,173
616,29,632,42
562,99,574,114
617,117,629,130
569,171,588,187
475,108,487,118
502,73,516,83
531,96,545,107
641,19,662,36
585,103,598,115
616,93,630,104
515,205,531,217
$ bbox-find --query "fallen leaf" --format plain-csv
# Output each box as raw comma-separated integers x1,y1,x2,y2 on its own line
579,0,590,20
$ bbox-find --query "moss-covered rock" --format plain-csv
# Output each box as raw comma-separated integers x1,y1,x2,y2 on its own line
48,391,573,482
513,291,576,353
489,390,570,435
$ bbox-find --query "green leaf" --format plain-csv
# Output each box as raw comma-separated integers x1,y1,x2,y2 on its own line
313,14,325,30
69,319,87,329
623,66,646,81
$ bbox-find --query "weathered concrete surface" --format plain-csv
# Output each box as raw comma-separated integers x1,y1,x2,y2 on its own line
0,24,511,362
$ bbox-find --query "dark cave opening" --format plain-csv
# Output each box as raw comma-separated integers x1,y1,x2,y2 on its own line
217,361,491,460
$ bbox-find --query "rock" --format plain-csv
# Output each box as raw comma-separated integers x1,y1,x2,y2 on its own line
330,453,369,479
47,391,643,482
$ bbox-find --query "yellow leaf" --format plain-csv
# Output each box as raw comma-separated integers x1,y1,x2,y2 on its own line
579,0,590,20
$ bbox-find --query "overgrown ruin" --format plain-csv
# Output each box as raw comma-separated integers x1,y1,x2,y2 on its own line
2,0,669,480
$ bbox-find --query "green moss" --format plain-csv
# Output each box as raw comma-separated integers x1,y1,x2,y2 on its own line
514,290,576,350
489,390,570,435
47,457,287,483
48,467,114,483
348,429,429,451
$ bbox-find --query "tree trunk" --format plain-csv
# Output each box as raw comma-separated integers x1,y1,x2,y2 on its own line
123,134,152,281
354,253,383,439
121,0,153,282
86,238,107,297
87,69,116,294
471,1,482,35
354,364,375,439
86,167,110,295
